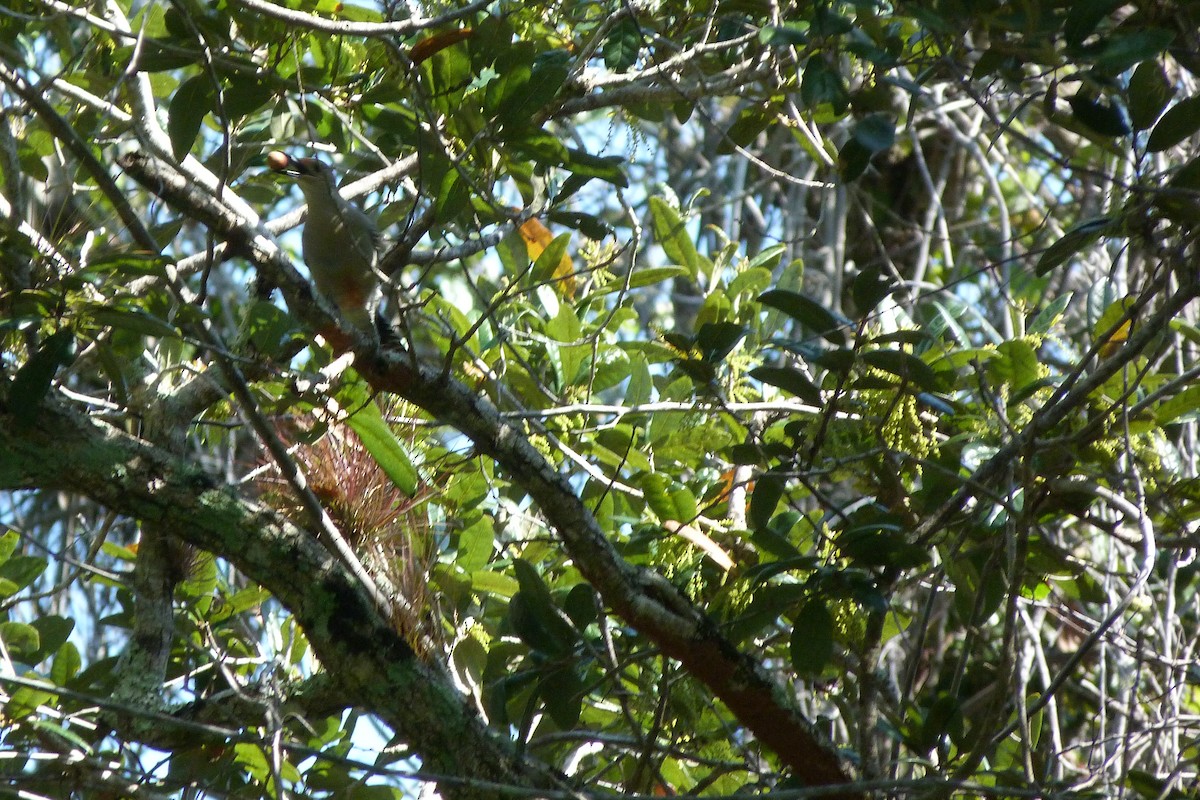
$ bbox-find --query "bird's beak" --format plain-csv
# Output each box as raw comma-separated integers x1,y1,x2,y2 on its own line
266,151,320,178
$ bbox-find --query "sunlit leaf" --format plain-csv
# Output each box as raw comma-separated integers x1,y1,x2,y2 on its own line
0,621,40,659
649,197,706,280
520,220,575,297
340,395,419,497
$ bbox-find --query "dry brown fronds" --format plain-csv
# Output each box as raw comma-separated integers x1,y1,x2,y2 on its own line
256,418,441,656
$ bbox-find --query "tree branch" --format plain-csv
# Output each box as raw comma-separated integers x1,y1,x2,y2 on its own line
359,354,860,796
0,398,569,800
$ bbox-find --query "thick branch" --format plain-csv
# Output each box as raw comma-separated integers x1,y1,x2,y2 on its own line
228,0,490,37
0,399,567,800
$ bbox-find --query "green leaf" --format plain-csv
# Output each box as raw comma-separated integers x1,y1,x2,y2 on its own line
498,49,570,129
750,513,805,560
813,347,856,374
0,530,17,563
745,244,788,273
851,114,896,154
218,586,271,618
222,75,275,120
617,265,689,292
751,365,822,404
749,470,786,530
1158,157,1200,222
79,252,170,279
669,485,699,522
1156,384,1200,425
695,322,746,363
31,616,74,662
457,514,495,572
234,742,271,782
916,693,964,753
789,601,834,675
510,559,577,656
242,300,303,357
86,305,181,339
0,621,40,659
838,520,927,568
992,339,1043,394
625,355,652,405
541,666,583,728
1125,769,1190,800
6,685,54,719
508,128,569,164
1147,95,1200,152
50,642,82,685
801,58,849,114
812,4,852,36
649,197,705,280
434,168,470,223
603,17,641,70
729,266,774,300
1128,60,1173,131
838,137,872,181
470,570,519,598
548,210,612,240
719,109,772,155
8,329,75,429
1063,0,1121,46
1068,95,1130,137
342,398,419,497
759,288,849,345
763,23,807,48
564,149,628,188
1029,293,1073,335
167,75,214,159
531,232,572,285
1092,28,1175,74
851,266,894,315
640,473,677,521
862,349,942,392
0,555,48,596
1036,217,1115,275
1169,156,1200,191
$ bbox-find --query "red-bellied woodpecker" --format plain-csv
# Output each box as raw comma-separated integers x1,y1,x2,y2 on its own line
267,151,381,337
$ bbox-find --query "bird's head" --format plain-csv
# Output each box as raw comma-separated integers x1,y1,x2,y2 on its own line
266,151,337,193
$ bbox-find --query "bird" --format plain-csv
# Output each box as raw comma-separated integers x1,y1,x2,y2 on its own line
266,151,382,339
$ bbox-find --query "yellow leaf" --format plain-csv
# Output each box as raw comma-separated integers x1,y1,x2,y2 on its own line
1094,296,1137,359
409,28,474,65
1099,318,1134,358
519,218,576,298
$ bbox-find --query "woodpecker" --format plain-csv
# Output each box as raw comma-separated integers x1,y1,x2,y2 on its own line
266,151,382,337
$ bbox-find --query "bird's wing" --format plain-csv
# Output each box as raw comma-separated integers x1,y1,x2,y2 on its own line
342,203,380,268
